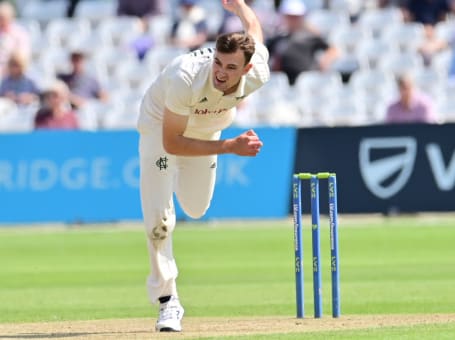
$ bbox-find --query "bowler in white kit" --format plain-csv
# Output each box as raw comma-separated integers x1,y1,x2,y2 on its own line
137,0,270,332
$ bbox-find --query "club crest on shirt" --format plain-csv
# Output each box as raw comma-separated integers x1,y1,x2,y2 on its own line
156,156,168,170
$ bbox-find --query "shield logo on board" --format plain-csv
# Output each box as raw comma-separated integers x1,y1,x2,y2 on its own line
359,137,417,199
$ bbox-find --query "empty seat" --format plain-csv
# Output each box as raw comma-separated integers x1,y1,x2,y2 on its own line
434,19,455,42
76,100,100,131
413,67,446,98
349,68,396,94
305,9,350,38
349,69,397,122
144,45,188,75
16,18,42,43
381,22,426,53
74,0,117,23
111,60,154,90
378,51,424,76
357,7,403,39
147,15,173,46
197,0,223,37
101,99,140,130
21,0,67,23
38,48,71,75
431,49,453,75
45,17,91,48
97,16,143,47
66,32,114,59
92,46,138,76
320,91,368,126
254,71,292,99
294,70,344,99
356,38,398,69
329,25,372,54
0,100,36,132
304,0,324,11
437,95,455,123
251,91,302,127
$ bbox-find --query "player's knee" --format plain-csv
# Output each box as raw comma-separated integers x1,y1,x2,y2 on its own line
181,204,208,219
148,223,169,242
176,191,212,219
146,215,175,242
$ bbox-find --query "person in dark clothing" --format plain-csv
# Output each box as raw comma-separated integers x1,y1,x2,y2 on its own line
117,0,164,17
266,0,339,85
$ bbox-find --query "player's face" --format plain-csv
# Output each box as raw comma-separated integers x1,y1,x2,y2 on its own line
212,49,252,95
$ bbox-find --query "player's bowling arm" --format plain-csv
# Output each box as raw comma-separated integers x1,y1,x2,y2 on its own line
162,107,262,157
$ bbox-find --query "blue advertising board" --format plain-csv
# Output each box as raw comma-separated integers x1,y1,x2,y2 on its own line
294,123,455,214
0,128,296,224
0,131,141,223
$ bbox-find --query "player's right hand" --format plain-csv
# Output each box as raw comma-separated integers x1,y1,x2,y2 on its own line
228,129,263,156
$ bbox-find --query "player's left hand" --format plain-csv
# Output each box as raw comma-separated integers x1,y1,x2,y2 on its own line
221,0,245,14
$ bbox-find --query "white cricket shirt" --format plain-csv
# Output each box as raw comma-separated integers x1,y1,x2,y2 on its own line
138,42,270,140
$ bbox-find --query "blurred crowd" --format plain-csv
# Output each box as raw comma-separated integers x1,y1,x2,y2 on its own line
0,0,455,131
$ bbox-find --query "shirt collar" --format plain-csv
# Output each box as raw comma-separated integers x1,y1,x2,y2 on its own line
231,75,246,99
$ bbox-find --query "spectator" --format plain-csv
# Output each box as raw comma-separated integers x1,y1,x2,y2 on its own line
377,0,405,8
117,0,165,17
399,0,452,65
417,27,450,66
385,73,439,124
0,52,40,107
169,0,209,50
417,0,455,67
400,0,450,26
266,0,340,85
57,51,108,110
34,80,79,130
129,17,155,60
0,2,31,79
66,0,81,17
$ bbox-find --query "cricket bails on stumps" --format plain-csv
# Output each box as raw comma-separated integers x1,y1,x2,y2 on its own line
292,172,340,319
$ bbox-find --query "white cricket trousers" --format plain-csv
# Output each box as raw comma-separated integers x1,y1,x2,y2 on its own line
139,124,217,304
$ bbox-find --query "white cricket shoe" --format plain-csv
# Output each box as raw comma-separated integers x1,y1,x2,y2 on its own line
155,296,184,332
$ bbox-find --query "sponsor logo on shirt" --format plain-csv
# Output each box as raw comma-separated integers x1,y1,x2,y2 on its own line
194,108,228,115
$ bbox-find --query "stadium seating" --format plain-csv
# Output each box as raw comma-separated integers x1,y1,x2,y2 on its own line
2,1,455,130
0,99,36,132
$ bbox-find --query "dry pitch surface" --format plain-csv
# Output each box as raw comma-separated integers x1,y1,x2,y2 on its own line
1,314,455,339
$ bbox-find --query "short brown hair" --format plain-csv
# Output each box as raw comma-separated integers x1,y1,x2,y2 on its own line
215,32,255,65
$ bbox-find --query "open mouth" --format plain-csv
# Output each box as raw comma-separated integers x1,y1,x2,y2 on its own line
215,75,227,84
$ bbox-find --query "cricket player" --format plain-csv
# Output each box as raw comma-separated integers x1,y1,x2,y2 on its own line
137,0,270,332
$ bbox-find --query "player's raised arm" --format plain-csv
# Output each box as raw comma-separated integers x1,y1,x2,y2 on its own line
221,0,264,43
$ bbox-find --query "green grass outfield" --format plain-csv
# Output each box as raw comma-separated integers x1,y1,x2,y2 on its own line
1,214,455,338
